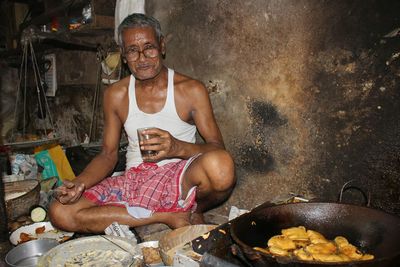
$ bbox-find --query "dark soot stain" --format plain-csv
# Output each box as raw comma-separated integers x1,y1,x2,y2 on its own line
237,144,275,172
248,101,287,128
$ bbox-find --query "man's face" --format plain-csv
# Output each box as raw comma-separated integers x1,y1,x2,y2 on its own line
121,27,165,81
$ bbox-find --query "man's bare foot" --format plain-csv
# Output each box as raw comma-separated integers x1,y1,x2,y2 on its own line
190,212,206,225
160,211,191,229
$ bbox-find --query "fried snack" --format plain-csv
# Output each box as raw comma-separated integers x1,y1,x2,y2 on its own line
19,232,35,243
339,244,363,260
312,253,346,262
268,235,296,250
293,248,313,261
255,226,374,263
282,226,308,240
305,242,337,255
334,236,349,247
253,246,271,255
337,253,351,261
307,230,328,244
269,246,290,257
141,247,162,264
293,240,309,248
35,225,46,234
361,254,374,260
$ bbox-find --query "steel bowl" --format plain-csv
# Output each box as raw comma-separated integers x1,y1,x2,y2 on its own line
5,239,59,267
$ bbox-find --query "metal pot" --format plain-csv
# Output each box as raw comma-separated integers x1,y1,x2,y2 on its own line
230,202,400,267
5,239,59,267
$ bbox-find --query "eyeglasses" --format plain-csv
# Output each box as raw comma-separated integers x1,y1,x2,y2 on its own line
123,46,159,62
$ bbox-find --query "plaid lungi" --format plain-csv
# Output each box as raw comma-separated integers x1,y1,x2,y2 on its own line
83,159,197,215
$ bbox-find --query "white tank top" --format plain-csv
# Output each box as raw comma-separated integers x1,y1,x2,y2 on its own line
124,68,197,169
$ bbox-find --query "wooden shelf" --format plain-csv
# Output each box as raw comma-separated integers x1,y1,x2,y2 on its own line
20,0,115,34
20,0,88,29
31,31,99,49
17,0,116,50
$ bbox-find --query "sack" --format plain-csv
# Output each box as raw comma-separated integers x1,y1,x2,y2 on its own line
34,145,75,185
47,145,75,182
34,150,59,180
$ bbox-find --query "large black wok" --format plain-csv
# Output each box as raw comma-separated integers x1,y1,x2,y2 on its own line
230,202,400,267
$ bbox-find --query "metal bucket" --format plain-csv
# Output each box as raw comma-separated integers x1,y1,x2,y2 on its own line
5,239,59,267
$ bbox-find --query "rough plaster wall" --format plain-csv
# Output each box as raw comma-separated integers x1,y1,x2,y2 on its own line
146,0,400,214
45,49,103,146
43,86,104,146
0,64,18,141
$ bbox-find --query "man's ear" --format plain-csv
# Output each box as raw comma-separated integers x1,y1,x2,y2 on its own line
160,37,166,58
120,47,127,63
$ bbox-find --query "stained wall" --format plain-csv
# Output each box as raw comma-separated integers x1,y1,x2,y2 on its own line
146,0,400,214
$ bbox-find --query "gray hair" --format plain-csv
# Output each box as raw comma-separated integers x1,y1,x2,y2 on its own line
118,13,163,46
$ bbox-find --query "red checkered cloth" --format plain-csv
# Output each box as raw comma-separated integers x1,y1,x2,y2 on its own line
82,160,197,213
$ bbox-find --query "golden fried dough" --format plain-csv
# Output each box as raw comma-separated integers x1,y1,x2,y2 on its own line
253,246,270,255
293,248,313,261
305,242,337,255
337,254,351,262
334,236,349,247
361,254,374,261
307,230,328,244
269,246,290,257
258,226,374,263
293,240,309,248
268,235,296,250
282,226,308,240
339,244,363,260
312,253,346,262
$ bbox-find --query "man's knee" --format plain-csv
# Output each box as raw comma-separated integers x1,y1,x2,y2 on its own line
203,149,236,192
49,201,64,229
48,201,78,232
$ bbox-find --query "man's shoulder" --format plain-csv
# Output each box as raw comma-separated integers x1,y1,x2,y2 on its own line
105,76,130,94
103,76,130,104
173,71,205,91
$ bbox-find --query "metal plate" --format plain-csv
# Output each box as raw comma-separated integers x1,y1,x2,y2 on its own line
37,235,143,267
4,138,60,149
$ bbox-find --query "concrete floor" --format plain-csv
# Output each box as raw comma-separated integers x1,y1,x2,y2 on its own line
135,209,229,242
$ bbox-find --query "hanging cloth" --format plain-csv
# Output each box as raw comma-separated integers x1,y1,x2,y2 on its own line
114,0,145,44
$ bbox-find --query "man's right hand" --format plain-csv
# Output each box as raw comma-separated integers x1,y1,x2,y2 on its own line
53,180,85,205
